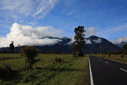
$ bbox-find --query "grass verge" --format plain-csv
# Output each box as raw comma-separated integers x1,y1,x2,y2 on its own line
91,54,127,64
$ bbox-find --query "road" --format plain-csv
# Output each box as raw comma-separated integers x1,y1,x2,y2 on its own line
89,54,127,85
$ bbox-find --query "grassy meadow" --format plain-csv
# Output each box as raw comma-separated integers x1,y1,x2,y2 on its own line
0,53,90,85
91,54,127,64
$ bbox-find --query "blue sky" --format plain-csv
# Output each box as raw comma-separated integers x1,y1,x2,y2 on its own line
0,0,127,48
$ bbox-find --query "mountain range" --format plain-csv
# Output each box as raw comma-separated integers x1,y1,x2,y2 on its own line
0,35,124,54
114,41,127,49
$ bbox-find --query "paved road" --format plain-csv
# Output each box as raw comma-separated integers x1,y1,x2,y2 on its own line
89,54,127,85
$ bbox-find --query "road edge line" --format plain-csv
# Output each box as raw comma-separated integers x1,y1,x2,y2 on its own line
88,55,94,85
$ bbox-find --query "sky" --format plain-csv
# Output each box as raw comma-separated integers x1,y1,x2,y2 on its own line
0,0,127,48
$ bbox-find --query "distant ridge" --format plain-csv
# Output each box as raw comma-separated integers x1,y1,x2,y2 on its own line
0,35,123,54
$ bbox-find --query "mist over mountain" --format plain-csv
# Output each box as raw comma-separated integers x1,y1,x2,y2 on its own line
114,41,127,49
0,35,123,54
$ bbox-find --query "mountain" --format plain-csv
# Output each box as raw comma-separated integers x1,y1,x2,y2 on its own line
0,35,123,54
114,41,127,49
82,35,122,53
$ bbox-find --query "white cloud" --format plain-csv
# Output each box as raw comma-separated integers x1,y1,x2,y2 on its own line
85,27,98,36
67,34,92,45
97,23,127,40
67,11,73,16
92,38,102,43
110,36,127,44
29,22,36,26
0,0,34,16
0,0,57,20
62,0,77,14
85,39,92,44
0,22,65,48
20,20,23,23
68,36,102,45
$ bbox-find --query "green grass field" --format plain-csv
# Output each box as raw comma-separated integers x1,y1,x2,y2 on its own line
0,53,90,85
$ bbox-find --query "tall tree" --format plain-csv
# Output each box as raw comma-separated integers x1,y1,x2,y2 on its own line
72,26,86,57
9,41,14,53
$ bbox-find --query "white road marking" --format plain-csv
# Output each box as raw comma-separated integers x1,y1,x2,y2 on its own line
89,58,94,85
105,61,108,63
120,68,127,72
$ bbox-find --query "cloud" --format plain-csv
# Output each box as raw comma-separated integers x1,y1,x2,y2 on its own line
85,39,92,44
29,22,36,26
20,20,23,23
110,36,127,44
92,38,102,43
62,0,77,14
85,27,98,36
0,22,65,48
67,34,92,45
0,0,57,20
64,0,77,8
67,12,73,16
97,23,127,40
0,0,34,16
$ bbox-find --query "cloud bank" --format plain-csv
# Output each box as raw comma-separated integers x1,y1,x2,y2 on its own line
110,37,127,44
0,22,65,48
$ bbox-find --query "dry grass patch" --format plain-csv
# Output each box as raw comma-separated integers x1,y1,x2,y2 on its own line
91,54,127,64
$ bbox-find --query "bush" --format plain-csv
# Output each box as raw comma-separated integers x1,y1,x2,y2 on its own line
55,57,64,63
121,55,124,59
73,52,77,58
20,45,40,70
77,52,84,57
0,63,13,77
3,63,12,72
109,53,111,57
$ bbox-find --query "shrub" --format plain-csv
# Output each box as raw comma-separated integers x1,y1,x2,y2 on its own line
121,55,124,59
73,52,77,58
109,53,111,57
3,63,12,72
20,45,40,70
0,63,13,76
77,52,84,57
55,57,64,63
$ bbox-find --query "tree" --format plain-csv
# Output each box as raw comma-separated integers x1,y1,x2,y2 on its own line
18,44,26,53
123,44,127,55
9,41,14,53
72,26,86,57
20,45,40,70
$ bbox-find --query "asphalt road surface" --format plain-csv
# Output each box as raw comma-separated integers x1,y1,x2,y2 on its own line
89,54,127,85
